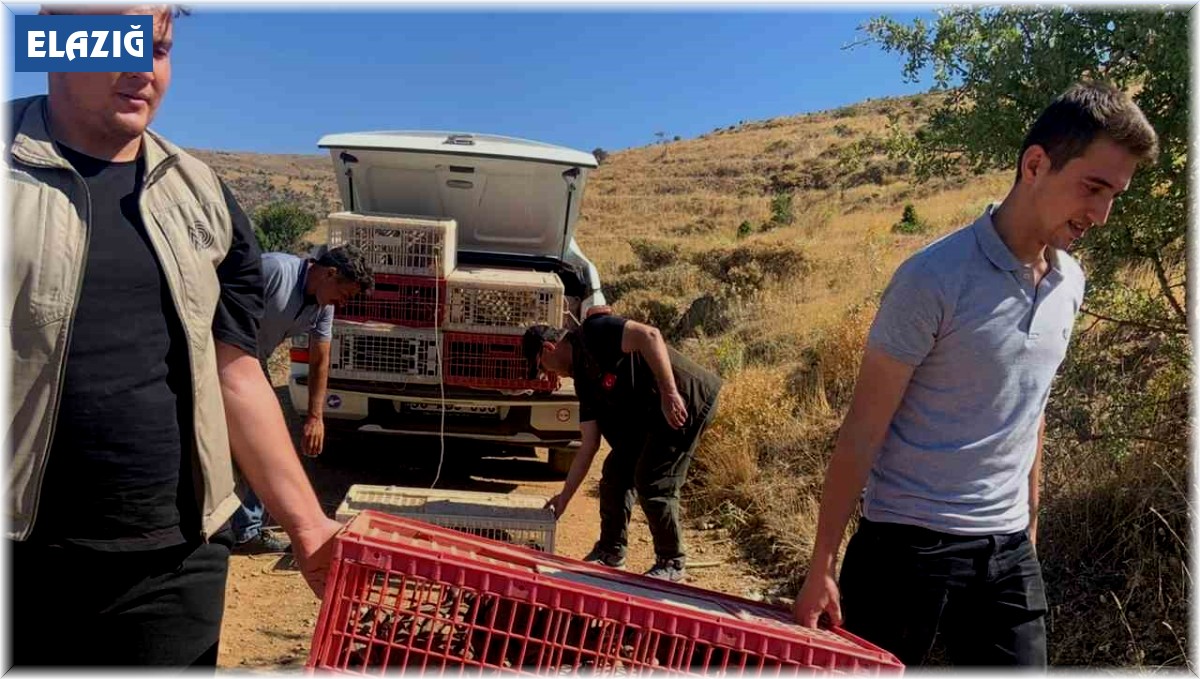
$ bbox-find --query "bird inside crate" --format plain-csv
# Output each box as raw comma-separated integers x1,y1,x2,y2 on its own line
444,336,522,379
455,289,553,328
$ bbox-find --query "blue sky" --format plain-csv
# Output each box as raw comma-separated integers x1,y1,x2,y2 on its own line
7,7,936,155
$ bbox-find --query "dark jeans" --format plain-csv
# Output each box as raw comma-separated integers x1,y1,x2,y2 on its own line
231,475,266,543
839,517,1048,667
597,396,718,562
10,528,234,668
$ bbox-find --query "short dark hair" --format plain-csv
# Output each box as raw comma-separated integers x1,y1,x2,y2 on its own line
522,325,567,380
317,244,374,291
1017,81,1159,180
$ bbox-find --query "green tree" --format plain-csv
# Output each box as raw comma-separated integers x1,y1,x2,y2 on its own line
253,202,317,254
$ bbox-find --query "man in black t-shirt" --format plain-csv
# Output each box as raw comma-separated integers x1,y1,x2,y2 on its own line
523,313,721,582
7,6,340,668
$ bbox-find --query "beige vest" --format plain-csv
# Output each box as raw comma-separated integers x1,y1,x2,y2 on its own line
6,95,242,541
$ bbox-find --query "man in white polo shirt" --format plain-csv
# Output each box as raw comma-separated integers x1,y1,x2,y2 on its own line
793,82,1158,666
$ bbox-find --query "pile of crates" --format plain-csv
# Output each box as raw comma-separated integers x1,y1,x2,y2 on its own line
326,211,563,392
308,510,905,675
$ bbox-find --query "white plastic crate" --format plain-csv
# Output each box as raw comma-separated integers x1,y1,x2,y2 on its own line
327,211,457,278
444,266,565,335
330,320,440,384
335,484,556,553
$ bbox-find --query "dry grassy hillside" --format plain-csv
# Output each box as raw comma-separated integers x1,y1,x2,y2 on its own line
206,93,1185,669
189,148,340,219
577,95,1008,367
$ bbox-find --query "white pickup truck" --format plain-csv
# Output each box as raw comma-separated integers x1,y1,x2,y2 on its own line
287,131,606,474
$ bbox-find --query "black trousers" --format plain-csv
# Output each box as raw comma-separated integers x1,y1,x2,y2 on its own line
597,396,718,562
839,517,1048,667
10,528,233,668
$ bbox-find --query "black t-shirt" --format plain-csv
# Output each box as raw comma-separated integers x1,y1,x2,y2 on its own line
29,144,263,551
572,315,721,446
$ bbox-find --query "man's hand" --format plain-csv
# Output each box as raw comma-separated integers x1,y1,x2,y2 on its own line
793,570,843,628
545,492,570,519
290,517,343,599
661,389,688,429
302,415,325,457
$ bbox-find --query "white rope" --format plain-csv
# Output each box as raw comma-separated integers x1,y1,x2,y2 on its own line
430,253,446,490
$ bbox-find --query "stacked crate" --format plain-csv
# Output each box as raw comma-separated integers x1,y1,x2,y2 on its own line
325,211,563,392
326,212,453,385
334,484,556,553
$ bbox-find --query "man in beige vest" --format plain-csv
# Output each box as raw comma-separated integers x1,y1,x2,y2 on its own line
6,5,341,667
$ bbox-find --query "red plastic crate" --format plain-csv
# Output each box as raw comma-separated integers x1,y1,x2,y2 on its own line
308,510,904,675
338,274,446,327
442,332,559,393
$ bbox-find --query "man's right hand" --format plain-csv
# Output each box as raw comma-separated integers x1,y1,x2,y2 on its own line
793,570,843,628
302,415,325,457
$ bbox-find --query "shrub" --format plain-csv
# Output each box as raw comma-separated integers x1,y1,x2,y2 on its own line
672,294,733,340
736,221,754,239
892,203,928,235
615,291,680,330
764,139,789,154
628,238,680,269
693,242,808,285
604,264,697,305
769,191,795,227
253,202,316,254
713,336,746,377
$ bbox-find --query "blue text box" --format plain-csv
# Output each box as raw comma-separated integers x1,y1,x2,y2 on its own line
15,14,154,73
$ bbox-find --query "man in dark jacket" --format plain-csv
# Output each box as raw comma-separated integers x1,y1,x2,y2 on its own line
6,5,340,668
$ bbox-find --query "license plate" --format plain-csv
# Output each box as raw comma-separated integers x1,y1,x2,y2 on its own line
398,402,500,417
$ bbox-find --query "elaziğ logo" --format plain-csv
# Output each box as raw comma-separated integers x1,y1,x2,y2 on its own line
15,14,153,73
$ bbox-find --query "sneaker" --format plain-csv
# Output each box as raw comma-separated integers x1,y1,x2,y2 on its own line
260,530,292,553
582,545,626,569
234,529,292,554
645,558,686,582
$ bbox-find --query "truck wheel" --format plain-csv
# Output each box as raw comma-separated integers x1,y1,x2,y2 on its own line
547,447,577,477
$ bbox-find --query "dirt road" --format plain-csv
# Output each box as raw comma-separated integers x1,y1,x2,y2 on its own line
216,390,771,669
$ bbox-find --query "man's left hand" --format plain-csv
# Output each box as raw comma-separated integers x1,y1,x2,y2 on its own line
661,390,688,429
291,517,343,599
302,416,325,457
